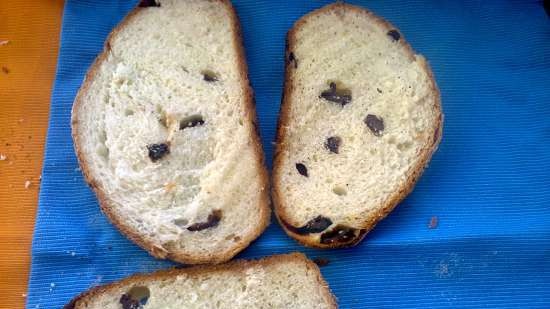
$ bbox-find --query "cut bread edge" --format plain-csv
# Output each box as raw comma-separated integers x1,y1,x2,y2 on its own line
71,0,271,264
63,253,337,309
272,2,443,249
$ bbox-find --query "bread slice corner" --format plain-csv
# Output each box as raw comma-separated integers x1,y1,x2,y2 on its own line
273,2,443,248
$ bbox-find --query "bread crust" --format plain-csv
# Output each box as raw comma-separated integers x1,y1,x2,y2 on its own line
63,253,337,309
71,0,270,265
272,2,443,249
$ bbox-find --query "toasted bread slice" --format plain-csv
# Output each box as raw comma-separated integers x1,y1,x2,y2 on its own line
71,0,270,264
273,3,442,248
64,253,337,309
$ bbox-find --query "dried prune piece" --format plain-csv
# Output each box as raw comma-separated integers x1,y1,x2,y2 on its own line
325,136,342,154
119,286,150,309
288,52,298,69
180,115,205,130
147,143,170,162
138,0,160,7
283,215,333,235
364,114,384,136
295,163,308,177
320,225,358,244
120,294,141,309
313,258,330,267
387,29,400,41
187,210,222,231
320,82,352,106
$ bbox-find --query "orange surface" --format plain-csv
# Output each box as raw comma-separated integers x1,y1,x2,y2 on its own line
0,1,64,308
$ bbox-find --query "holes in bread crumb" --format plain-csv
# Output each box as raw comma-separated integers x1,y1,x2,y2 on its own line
397,141,413,151
173,218,188,227
180,115,205,130
120,286,150,309
96,130,109,161
202,70,219,82
96,145,109,160
124,109,134,116
332,186,347,196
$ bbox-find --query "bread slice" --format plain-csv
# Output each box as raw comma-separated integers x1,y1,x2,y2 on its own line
273,3,443,248
71,0,270,264
63,253,337,309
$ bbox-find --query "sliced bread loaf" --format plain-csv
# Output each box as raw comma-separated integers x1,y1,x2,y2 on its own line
64,253,337,309
71,0,270,264
273,3,443,248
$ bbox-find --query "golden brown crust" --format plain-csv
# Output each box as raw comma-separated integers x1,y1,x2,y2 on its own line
64,253,337,309
272,2,443,249
71,0,270,265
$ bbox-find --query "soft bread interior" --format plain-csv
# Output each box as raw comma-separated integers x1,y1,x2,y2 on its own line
276,5,440,232
74,0,267,262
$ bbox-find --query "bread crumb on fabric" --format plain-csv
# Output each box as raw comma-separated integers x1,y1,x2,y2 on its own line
428,216,438,229
0,40,9,46
24,180,32,189
0,153,6,160
313,258,330,267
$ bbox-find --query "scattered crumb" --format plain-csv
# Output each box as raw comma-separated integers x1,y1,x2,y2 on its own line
0,40,9,46
18,118,24,123
1,66,9,74
0,153,6,160
313,258,330,267
24,180,32,189
71,251,76,257
74,167,81,172
22,293,27,298
428,216,438,229
50,283,55,288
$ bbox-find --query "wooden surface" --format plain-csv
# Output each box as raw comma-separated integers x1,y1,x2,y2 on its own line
0,1,64,308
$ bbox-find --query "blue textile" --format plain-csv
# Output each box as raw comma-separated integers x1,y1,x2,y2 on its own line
27,1,550,308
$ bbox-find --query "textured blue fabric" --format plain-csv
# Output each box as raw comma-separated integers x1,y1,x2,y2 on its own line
27,1,550,308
